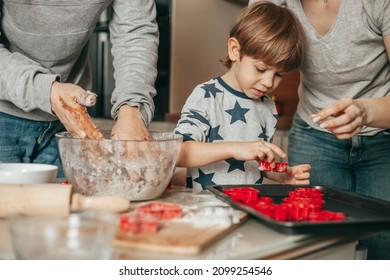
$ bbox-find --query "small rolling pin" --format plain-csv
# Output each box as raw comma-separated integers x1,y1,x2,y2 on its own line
0,184,130,218
70,193,130,213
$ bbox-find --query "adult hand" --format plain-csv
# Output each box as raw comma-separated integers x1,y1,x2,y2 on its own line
50,82,102,139
310,96,367,139
281,164,311,185
111,105,151,140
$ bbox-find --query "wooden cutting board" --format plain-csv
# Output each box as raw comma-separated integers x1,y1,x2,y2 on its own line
114,212,247,255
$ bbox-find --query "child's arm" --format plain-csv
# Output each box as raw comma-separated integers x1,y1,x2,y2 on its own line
264,164,311,185
177,140,286,168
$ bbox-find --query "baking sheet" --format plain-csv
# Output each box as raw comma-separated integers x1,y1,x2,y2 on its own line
206,184,390,235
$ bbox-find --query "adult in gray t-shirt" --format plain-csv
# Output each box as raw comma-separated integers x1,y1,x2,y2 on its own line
250,0,390,260
0,1,158,173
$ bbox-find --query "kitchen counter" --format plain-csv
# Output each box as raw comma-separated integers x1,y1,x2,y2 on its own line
113,188,364,260
0,187,367,260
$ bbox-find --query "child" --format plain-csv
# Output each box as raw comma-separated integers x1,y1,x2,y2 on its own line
174,1,310,189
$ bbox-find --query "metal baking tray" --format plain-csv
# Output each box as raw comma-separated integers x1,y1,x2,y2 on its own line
206,184,390,235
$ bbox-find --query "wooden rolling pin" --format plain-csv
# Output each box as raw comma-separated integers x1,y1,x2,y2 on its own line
0,184,130,217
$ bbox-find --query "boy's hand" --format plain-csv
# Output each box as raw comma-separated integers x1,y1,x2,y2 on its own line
258,160,288,172
231,141,286,167
280,164,311,185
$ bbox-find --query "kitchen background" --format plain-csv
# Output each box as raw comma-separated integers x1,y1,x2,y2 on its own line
88,0,299,162
88,0,172,121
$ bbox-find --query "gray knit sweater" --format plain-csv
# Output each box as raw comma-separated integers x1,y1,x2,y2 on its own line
0,0,159,124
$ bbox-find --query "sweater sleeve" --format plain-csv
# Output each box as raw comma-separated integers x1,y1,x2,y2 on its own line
0,10,59,115
109,0,159,125
174,85,211,143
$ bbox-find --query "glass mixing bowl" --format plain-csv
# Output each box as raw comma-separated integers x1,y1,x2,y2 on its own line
8,210,117,260
56,131,183,201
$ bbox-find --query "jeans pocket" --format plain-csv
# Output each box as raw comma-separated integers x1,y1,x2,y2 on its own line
292,114,313,131
379,129,390,136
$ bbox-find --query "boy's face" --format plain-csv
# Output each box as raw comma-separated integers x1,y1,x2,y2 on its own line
224,37,285,100
229,55,284,100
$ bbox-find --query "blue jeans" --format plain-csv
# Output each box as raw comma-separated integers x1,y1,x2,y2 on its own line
288,113,390,259
0,112,66,178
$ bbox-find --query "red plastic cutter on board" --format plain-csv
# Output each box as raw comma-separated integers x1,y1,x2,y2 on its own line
119,202,184,234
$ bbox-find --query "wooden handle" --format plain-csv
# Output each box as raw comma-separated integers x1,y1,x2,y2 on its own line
0,184,130,218
71,193,130,213
0,184,72,217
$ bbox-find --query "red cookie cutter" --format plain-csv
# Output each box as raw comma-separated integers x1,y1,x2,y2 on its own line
119,213,159,234
257,160,288,173
136,202,183,220
223,187,346,222
223,187,259,203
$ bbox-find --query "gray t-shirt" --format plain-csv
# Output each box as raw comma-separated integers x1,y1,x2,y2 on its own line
250,0,390,135
174,77,278,190
0,0,158,123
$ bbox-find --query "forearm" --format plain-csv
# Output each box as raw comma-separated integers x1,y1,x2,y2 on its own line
177,141,236,168
359,96,390,128
0,44,58,114
0,7,55,113
110,0,159,124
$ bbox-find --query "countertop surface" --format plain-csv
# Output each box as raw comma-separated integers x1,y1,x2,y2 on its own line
0,187,364,260
112,188,361,260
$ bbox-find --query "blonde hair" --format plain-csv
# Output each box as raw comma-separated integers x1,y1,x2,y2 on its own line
221,1,305,72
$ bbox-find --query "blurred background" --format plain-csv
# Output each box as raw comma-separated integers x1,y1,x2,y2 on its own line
88,0,298,132
88,0,256,122
88,0,172,121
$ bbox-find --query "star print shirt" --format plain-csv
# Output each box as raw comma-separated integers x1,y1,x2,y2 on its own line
174,77,278,190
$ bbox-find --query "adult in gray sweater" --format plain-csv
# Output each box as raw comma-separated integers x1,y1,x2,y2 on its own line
0,1,159,176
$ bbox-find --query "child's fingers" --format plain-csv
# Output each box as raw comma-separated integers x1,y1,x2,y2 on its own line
264,142,286,159
298,164,311,172
293,179,310,185
256,146,275,163
292,164,311,179
294,172,310,180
